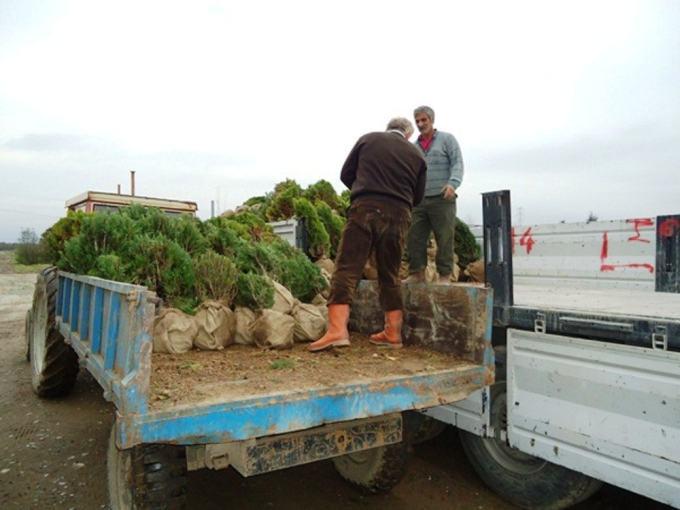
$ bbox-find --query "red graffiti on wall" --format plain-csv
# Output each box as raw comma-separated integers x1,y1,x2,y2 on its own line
519,227,536,254
626,218,653,243
659,218,680,238
600,231,654,273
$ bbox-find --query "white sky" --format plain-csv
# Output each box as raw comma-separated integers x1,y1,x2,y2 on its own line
1,0,679,241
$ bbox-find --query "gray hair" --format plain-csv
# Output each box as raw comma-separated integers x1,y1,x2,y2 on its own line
386,117,414,136
413,105,435,122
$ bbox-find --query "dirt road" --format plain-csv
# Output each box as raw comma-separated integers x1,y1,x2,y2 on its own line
0,255,669,509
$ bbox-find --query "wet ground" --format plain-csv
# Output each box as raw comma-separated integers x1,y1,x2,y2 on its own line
0,253,671,509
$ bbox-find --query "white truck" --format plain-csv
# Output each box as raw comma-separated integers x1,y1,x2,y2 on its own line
422,190,680,509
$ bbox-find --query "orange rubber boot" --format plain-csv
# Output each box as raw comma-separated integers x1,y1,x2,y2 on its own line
308,304,351,352
369,310,403,349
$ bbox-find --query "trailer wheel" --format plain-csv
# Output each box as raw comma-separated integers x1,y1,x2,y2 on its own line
25,309,33,362
108,426,188,510
332,442,409,494
459,382,602,510
29,267,79,397
403,410,447,444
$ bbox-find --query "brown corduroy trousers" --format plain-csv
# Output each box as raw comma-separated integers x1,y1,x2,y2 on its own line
328,197,411,311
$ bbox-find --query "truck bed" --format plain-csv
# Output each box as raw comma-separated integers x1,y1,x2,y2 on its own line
508,280,680,351
514,280,680,320
150,333,476,410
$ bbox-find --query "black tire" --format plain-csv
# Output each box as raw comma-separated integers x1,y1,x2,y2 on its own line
459,382,602,510
29,266,79,397
108,425,188,510
332,442,409,494
24,309,32,362
402,410,447,444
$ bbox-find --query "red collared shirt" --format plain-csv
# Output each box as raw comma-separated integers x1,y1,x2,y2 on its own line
418,130,436,152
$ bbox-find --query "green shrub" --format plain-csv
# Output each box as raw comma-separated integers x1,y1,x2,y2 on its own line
315,201,345,258
294,198,330,259
194,251,238,304
91,254,127,281
58,213,137,274
128,235,195,305
41,211,86,263
234,273,274,309
455,220,481,267
304,180,342,211
266,186,301,221
246,239,326,302
14,242,49,265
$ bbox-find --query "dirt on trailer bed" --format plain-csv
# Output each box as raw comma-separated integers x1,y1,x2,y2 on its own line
150,333,474,410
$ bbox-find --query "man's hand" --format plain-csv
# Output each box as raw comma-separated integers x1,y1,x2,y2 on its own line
442,184,456,200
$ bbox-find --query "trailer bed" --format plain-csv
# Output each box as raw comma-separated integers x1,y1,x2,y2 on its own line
150,333,476,410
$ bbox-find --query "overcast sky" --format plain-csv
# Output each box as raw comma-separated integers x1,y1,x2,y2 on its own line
1,0,679,241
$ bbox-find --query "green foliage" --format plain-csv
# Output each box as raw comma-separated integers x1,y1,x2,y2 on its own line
294,198,330,259
270,359,295,370
15,242,49,265
41,211,85,263
455,220,482,267
91,254,126,281
234,273,274,309
244,195,267,207
339,190,351,213
170,215,210,255
304,180,342,211
194,251,238,304
244,239,326,302
43,201,326,311
59,213,137,274
266,186,301,221
314,201,345,258
128,235,195,305
229,211,273,241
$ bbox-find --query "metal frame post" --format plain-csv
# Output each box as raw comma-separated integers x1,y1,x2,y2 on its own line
482,190,514,325
655,214,680,293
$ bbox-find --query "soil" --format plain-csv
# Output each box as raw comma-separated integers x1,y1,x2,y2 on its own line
150,335,473,410
0,256,670,509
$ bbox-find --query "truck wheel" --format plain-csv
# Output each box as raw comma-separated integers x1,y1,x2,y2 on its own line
25,309,33,362
459,382,602,510
332,443,409,494
29,267,79,397
403,410,447,444
108,426,188,510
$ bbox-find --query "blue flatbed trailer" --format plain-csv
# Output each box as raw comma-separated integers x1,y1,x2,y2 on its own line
28,268,494,508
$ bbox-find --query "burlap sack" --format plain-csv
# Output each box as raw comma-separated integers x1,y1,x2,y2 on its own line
315,257,335,275
269,279,297,315
425,260,438,283
319,268,332,299
193,300,236,351
465,259,485,283
311,294,327,306
233,307,257,345
250,310,295,350
152,308,197,354
292,302,327,342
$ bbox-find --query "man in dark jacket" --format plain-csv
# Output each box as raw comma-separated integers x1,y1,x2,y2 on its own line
309,118,427,352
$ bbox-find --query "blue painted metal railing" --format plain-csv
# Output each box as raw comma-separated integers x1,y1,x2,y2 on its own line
56,271,155,415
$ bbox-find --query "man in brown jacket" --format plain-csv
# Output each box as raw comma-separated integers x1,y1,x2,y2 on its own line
309,118,427,352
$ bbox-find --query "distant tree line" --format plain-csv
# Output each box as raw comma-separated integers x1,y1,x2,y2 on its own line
13,228,51,265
